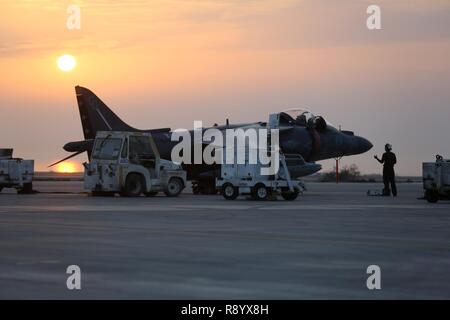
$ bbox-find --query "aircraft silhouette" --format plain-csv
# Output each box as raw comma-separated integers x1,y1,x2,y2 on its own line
55,86,372,193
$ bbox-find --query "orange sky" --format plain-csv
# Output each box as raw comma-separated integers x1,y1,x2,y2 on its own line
1,0,450,174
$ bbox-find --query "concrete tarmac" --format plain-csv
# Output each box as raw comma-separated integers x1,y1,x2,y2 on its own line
0,181,449,299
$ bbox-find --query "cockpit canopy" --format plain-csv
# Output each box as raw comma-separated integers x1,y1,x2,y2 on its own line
279,109,330,132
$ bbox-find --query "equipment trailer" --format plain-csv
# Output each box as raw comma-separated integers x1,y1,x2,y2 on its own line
216,113,305,201
423,155,450,203
216,152,305,201
0,149,34,194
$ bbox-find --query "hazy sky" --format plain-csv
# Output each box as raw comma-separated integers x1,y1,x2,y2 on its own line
1,0,449,174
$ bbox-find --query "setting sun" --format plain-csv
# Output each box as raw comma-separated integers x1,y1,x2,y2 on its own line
54,161,79,173
57,54,76,72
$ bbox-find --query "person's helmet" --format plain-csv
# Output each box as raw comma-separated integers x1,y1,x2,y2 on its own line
385,143,392,151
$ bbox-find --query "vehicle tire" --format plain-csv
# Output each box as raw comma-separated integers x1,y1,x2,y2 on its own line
252,183,269,201
17,182,33,194
164,178,183,197
425,190,439,203
122,173,145,197
145,191,159,197
281,187,299,201
222,183,239,200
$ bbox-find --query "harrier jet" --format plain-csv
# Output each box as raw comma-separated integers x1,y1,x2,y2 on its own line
56,86,372,193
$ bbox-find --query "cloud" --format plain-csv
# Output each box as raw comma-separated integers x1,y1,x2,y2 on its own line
0,0,301,56
1,0,450,57
0,36,123,56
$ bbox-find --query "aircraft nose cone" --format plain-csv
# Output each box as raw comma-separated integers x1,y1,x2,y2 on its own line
356,136,373,154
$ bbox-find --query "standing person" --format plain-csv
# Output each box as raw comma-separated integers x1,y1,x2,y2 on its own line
374,144,397,196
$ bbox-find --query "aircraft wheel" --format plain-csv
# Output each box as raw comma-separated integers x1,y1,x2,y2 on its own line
199,180,218,195
92,191,115,197
165,178,183,197
192,184,201,195
222,183,239,200
425,190,439,203
281,188,299,201
252,183,269,201
122,173,144,197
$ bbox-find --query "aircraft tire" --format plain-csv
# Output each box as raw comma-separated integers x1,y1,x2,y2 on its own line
425,190,439,203
192,184,201,195
92,191,115,197
281,188,299,201
199,180,218,195
222,183,239,200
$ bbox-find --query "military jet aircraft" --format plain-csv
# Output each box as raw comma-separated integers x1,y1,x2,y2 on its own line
55,86,372,193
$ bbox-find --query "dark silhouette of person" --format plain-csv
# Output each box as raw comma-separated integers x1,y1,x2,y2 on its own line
374,144,397,196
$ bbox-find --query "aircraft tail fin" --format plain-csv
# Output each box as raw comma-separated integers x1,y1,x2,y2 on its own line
75,86,137,139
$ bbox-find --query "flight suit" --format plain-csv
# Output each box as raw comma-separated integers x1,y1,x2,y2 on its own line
381,151,397,196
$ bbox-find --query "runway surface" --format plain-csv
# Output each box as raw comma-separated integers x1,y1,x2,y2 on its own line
1,181,449,299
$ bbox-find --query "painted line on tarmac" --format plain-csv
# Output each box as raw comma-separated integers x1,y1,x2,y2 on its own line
259,204,450,210
0,203,449,213
0,204,261,213
1,220,450,251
